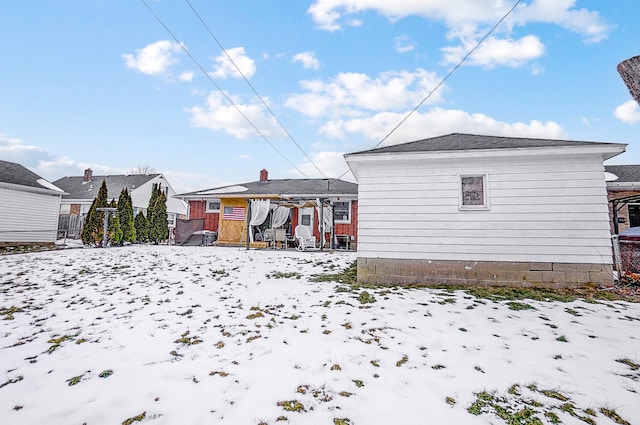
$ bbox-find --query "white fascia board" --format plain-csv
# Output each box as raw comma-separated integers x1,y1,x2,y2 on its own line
0,181,67,196
346,144,627,164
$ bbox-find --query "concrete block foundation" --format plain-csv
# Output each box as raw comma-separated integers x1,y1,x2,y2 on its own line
357,258,613,288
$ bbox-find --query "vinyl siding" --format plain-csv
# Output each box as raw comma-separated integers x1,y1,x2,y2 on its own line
0,187,61,243
354,154,613,264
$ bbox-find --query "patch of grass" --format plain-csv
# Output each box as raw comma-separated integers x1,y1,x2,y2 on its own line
555,335,569,343
615,358,640,370
0,305,23,320
246,311,265,319
122,412,146,425
544,411,561,424
268,271,302,279
357,291,376,304
310,261,357,285
174,331,202,345
67,374,83,386
541,389,569,401
339,391,353,397
333,419,351,425
565,307,581,316
98,369,113,378
396,355,409,367
47,333,77,354
431,364,445,370
600,408,631,425
352,379,364,388
209,370,229,377
446,397,456,405
507,301,535,311
474,365,485,373
331,364,342,371
277,400,306,413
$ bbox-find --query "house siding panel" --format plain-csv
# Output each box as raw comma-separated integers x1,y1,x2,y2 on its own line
354,154,613,265
188,200,219,231
0,187,60,243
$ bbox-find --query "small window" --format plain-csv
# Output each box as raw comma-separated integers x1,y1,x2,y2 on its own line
206,200,221,213
333,201,351,223
167,213,176,226
301,214,311,226
459,174,489,210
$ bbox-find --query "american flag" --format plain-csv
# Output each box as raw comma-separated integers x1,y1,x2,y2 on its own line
223,206,246,221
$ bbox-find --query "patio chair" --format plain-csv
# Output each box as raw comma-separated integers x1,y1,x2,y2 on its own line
294,225,317,251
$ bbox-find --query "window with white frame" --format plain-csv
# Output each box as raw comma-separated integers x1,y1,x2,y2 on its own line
333,201,351,223
167,213,176,226
459,174,489,210
206,199,221,213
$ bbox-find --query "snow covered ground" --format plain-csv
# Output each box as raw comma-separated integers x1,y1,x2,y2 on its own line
1,245,639,425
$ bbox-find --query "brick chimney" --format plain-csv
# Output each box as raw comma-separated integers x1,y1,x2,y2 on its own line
83,168,93,182
260,169,269,182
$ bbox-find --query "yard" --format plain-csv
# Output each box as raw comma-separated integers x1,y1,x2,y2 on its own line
1,246,639,425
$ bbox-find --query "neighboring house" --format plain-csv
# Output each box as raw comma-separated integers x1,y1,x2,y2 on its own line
605,165,640,234
177,169,358,249
0,160,66,245
345,133,626,288
52,169,187,236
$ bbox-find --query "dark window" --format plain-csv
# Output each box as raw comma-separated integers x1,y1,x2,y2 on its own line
301,214,311,226
629,204,640,227
206,200,221,212
333,201,351,223
461,175,485,207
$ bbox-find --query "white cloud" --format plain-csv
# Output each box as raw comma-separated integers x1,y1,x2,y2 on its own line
210,47,256,79
285,69,443,118
0,133,124,181
308,0,609,67
512,0,611,44
290,151,354,181
292,51,320,70
179,71,195,82
319,107,567,144
394,35,416,53
442,34,545,68
186,91,284,139
614,100,640,124
122,40,182,76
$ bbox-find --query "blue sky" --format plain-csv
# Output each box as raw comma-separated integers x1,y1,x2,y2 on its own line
1,0,639,194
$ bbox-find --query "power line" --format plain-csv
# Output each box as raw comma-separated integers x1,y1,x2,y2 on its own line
338,0,522,179
139,0,312,178
184,0,327,179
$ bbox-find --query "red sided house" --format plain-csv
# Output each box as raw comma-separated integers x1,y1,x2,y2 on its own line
176,170,358,249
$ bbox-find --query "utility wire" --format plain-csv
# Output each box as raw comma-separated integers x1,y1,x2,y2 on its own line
184,0,327,179
338,0,522,179
139,0,311,178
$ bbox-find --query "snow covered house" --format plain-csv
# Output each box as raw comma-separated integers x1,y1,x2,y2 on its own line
345,133,626,288
52,169,187,236
0,160,66,245
177,169,358,249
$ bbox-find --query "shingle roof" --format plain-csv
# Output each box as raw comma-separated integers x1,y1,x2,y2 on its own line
605,165,640,183
347,133,623,155
52,174,158,200
0,160,63,192
178,178,357,198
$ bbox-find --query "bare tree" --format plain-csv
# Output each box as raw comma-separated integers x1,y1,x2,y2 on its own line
130,163,157,175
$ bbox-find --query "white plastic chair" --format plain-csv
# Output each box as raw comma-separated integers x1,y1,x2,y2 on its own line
294,225,317,251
